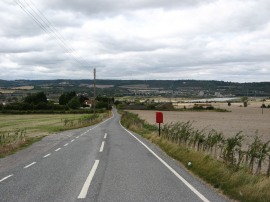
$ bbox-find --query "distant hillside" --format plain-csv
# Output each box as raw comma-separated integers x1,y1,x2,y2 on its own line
0,79,270,98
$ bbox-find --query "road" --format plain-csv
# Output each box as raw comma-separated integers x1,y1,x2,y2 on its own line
0,109,229,202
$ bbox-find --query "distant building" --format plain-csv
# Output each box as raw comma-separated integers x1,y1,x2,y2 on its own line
83,99,95,108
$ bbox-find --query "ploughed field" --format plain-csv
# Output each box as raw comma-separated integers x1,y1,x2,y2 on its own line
128,102,270,143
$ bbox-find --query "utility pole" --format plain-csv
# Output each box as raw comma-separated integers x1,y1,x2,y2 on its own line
93,68,96,117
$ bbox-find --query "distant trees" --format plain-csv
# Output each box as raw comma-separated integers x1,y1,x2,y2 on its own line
95,96,114,110
1,91,113,112
58,92,90,109
59,91,76,105
78,95,88,106
2,92,61,111
24,92,48,105
67,96,81,109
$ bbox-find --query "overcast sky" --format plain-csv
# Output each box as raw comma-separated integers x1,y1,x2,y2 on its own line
1,0,270,82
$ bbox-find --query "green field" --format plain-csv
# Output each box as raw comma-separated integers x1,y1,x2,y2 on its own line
0,114,98,137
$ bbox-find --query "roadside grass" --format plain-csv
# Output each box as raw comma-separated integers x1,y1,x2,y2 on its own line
0,112,111,158
0,136,44,158
120,111,270,202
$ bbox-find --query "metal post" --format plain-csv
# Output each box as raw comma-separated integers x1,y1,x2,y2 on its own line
159,123,161,137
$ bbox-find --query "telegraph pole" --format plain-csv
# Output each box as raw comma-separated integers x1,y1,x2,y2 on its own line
93,68,96,117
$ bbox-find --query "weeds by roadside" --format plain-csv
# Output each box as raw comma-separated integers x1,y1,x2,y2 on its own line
61,112,111,131
0,129,32,158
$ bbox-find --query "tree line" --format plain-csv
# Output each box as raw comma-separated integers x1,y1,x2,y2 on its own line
0,91,114,112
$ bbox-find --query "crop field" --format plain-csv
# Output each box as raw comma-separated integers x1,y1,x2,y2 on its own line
0,114,86,137
128,101,270,143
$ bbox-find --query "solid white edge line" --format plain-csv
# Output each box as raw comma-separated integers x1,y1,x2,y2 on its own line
24,162,36,169
55,148,61,152
0,174,13,183
99,141,105,152
78,160,100,199
120,122,210,202
104,133,107,139
43,153,51,158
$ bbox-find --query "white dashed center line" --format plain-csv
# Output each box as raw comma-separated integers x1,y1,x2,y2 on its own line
55,148,61,152
104,133,107,139
24,162,36,169
64,143,69,146
43,153,51,158
99,141,105,152
71,139,74,142
0,175,13,183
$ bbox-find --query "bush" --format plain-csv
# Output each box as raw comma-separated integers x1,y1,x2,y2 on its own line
24,92,48,105
67,97,81,109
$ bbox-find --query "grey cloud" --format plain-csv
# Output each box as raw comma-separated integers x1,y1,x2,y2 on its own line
44,0,212,15
1,0,270,82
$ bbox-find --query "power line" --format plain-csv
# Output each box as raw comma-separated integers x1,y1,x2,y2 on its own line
15,0,90,68
24,0,90,66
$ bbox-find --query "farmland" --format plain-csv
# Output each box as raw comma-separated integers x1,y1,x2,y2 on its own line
0,114,99,137
128,101,270,143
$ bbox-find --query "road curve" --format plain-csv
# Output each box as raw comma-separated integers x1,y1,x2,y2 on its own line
0,109,229,202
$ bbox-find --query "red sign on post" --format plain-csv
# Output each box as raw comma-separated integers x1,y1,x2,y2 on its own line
156,112,163,123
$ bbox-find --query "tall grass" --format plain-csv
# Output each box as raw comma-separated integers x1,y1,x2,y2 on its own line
0,129,28,157
61,112,111,130
121,111,270,202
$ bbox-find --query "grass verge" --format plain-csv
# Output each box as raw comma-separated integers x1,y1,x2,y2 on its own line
120,111,270,202
0,111,111,158
0,136,44,158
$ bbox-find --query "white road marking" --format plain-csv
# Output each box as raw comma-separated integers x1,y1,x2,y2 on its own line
55,148,61,152
76,136,79,139
43,153,51,158
0,175,13,183
104,133,107,139
120,122,210,202
78,160,100,199
64,143,69,147
99,141,105,152
24,162,36,169
71,139,74,142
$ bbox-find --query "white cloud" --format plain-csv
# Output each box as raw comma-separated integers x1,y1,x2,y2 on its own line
0,0,270,81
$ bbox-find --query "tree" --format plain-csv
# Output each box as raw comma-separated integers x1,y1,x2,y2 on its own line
96,96,114,110
59,91,76,105
24,92,47,105
67,96,81,109
78,95,89,105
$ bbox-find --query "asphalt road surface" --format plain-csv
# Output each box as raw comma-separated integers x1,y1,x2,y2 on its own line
0,109,229,202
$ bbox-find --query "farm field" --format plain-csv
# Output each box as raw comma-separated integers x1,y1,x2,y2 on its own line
128,101,270,143
0,114,85,137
